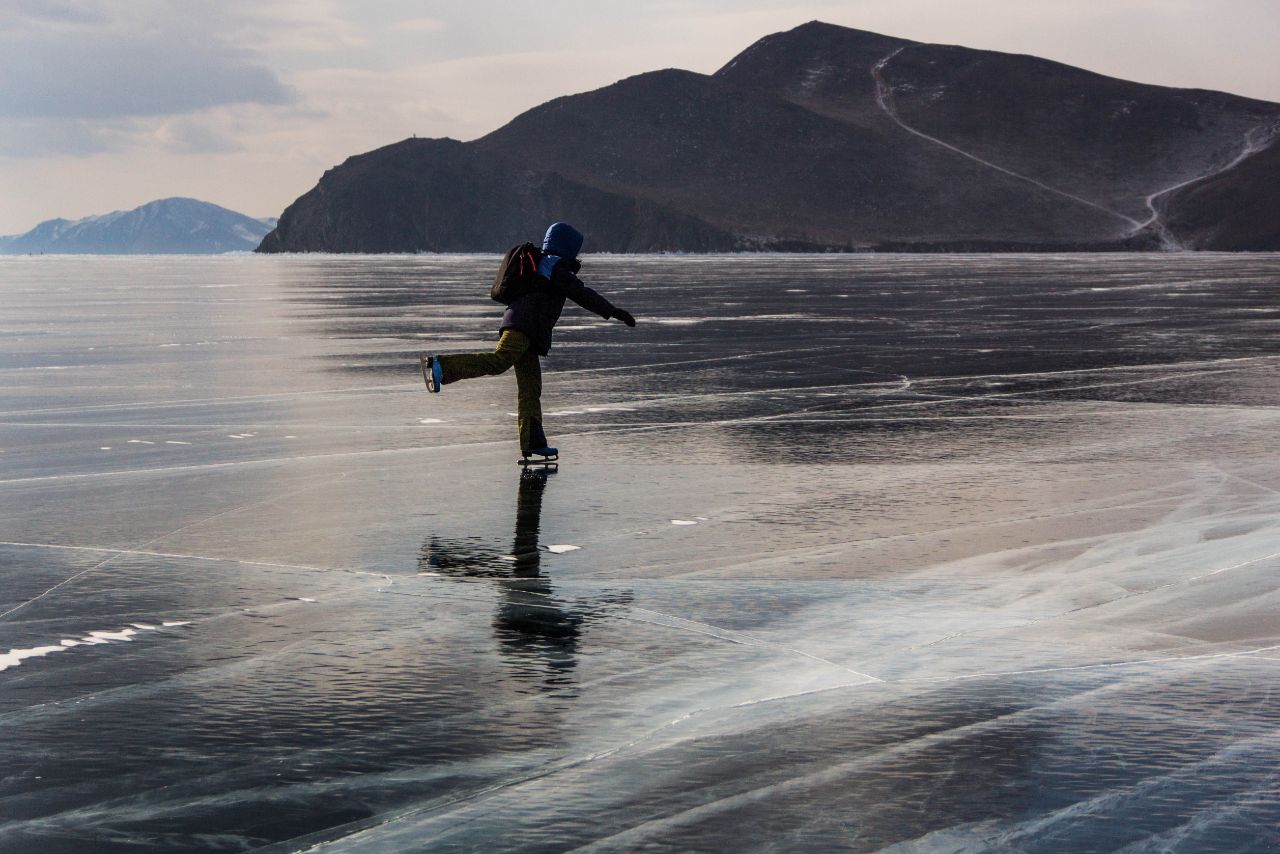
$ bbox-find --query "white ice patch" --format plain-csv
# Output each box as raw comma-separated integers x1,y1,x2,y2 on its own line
164,440,191,445
0,645,65,670
88,628,138,642
671,520,698,526
99,447,112,450
545,544,581,554
161,621,191,627
127,440,154,445
418,418,445,424
0,622,166,672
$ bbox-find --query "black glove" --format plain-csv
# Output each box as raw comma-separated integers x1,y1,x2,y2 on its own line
612,308,636,327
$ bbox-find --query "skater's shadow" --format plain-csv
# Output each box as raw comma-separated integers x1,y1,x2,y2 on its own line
420,469,625,691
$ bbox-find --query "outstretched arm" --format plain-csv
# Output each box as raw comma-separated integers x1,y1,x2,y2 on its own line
551,268,636,326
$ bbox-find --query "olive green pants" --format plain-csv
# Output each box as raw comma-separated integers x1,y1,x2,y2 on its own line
436,330,548,451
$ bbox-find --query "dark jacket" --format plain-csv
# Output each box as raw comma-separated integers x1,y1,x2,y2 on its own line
500,262,616,356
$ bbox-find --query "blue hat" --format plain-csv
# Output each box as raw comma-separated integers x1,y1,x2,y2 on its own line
542,222,583,260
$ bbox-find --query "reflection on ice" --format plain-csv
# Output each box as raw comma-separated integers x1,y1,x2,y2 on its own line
420,469,632,693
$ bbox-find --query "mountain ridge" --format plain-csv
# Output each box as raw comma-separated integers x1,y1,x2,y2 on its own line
258,21,1280,253
1,198,276,255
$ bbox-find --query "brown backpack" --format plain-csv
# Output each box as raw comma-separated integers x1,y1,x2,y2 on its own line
490,242,542,305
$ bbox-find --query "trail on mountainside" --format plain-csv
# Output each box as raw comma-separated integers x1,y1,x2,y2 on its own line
870,46,1143,232
1137,121,1280,250
873,46,1280,251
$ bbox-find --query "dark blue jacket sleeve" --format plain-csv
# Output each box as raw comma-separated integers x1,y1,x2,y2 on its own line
550,268,616,319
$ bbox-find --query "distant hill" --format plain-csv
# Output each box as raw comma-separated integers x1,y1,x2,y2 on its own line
258,21,1280,253
0,198,276,255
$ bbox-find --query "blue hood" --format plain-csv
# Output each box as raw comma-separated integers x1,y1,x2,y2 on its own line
541,222,583,260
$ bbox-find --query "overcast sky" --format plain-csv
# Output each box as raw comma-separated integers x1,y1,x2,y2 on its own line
1,0,1277,233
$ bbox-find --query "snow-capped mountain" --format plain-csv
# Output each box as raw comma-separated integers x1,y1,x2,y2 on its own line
0,198,277,254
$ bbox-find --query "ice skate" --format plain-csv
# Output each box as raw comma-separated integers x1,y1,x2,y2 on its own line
420,352,443,392
519,446,559,468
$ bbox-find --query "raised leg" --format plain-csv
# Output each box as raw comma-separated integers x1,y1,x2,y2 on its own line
435,330,530,384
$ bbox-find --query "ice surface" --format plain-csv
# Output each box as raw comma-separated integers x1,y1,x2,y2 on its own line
1,253,1278,851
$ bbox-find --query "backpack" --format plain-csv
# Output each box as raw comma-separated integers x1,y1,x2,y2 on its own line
490,242,542,305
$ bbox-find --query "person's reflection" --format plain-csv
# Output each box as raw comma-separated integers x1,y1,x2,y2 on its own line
419,469,584,691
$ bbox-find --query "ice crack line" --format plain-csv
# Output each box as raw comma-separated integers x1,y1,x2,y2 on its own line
0,474,348,622
903,642,1280,685
871,46,1143,230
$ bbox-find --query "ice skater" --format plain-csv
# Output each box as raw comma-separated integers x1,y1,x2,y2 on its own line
420,222,636,465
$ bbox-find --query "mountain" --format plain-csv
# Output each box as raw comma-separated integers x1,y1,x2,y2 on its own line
257,22,1280,253
0,198,276,255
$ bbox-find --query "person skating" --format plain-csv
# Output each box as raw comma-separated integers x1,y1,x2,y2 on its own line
420,222,636,463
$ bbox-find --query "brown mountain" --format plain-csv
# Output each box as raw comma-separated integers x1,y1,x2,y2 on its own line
258,22,1280,253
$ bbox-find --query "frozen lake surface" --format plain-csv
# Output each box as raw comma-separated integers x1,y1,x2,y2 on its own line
1,253,1278,851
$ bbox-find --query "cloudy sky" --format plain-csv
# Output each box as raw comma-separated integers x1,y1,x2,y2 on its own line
1,0,1277,233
